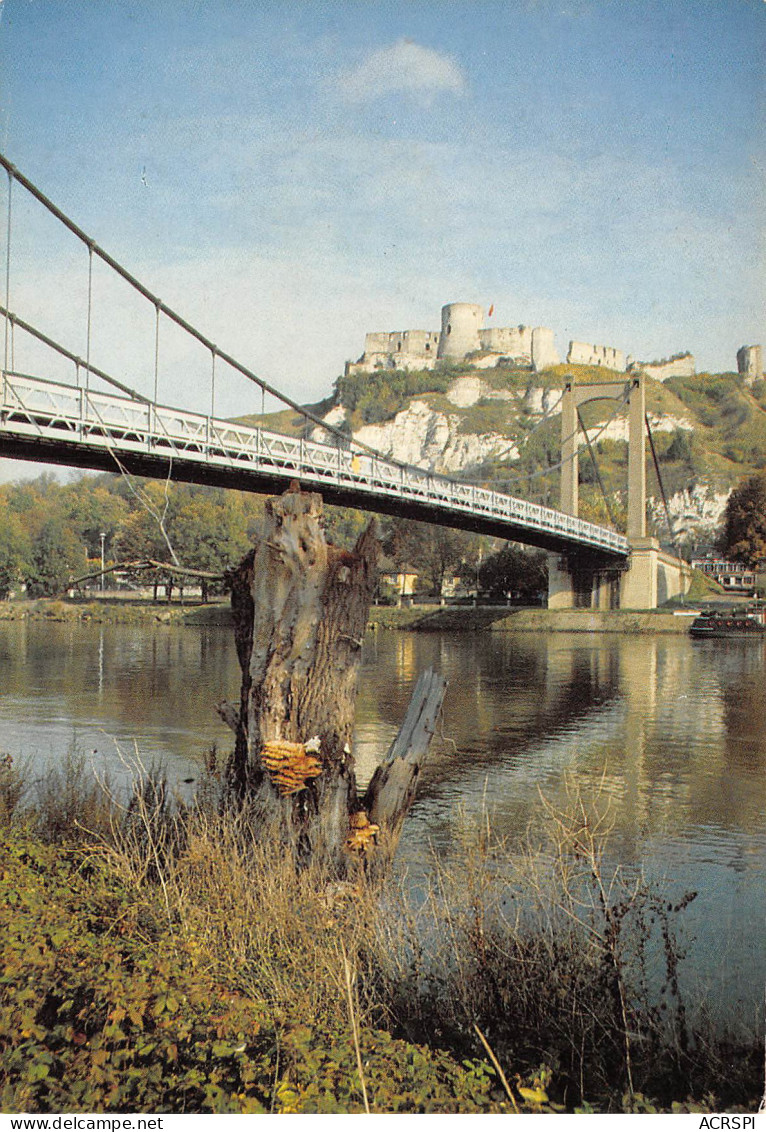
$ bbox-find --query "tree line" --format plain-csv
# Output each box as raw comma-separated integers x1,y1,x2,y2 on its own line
0,466,763,602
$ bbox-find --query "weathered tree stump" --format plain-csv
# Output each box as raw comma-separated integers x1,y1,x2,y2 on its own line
220,485,445,878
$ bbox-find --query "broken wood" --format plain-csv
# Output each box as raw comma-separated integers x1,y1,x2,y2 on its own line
363,666,446,869
223,484,446,878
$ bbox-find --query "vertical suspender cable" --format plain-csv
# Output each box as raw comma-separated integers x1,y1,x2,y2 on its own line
153,303,160,405
3,170,11,388
210,349,216,419
85,245,93,392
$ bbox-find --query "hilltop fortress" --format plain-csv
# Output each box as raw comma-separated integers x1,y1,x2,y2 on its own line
346,301,703,382
346,302,561,376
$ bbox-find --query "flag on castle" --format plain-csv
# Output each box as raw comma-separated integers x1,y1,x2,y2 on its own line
488,304,494,318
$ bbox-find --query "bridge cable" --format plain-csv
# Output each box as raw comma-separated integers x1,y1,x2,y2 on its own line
449,386,565,489
153,303,160,404
482,383,633,493
0,304,151,403
3,169,11,381
645,413,682,556
0,151,378,458
576,407,618,529
85,246,93,392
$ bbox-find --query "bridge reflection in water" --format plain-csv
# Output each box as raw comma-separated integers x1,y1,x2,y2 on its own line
0,620,763,1014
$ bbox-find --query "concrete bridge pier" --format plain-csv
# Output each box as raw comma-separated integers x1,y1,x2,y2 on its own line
547,541,692,611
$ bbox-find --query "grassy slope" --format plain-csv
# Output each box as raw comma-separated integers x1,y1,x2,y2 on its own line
232,366,766,523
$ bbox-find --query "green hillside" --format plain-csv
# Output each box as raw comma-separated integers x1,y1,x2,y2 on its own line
235,363,766,540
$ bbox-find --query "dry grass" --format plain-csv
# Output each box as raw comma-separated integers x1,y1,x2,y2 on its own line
1,748,761,1111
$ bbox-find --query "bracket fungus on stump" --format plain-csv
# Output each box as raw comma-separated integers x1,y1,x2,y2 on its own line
220,484,445,878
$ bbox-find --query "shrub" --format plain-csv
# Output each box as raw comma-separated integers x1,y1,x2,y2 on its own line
0,757,760,1113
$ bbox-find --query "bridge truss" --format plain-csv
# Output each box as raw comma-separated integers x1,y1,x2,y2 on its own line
0,370,628,557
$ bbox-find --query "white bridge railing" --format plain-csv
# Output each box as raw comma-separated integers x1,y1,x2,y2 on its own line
0,372,629,556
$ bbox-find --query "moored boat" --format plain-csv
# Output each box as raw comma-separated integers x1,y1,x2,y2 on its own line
689,604,766,638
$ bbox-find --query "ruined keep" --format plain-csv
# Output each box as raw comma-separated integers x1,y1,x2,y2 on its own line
737,345,763,386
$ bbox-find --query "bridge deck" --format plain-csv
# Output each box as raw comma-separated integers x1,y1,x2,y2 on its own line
0,372,629,558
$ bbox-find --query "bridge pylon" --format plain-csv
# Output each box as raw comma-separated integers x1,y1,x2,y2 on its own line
549,373,691,611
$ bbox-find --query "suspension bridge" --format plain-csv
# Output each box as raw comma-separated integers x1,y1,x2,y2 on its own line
0,154,637,565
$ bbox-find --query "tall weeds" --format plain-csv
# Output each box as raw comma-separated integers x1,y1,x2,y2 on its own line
0,749,761,1111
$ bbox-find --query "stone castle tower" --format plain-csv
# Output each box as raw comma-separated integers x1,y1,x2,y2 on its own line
346,302,561,376
737,345,763,386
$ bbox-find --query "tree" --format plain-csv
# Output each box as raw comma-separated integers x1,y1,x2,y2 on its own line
384,517,479,597
0,508,30,599
27,519,88,597
478,542,548,603
61,481,129,559
717,470,766,569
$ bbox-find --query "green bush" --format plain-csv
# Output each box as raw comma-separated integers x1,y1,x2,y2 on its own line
335,370,451,425
0,757,760,1114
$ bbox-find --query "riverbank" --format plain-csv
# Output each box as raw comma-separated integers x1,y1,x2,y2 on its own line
0,597,224,625
406,606,699,633
0,756,760,1115
0,598,720,633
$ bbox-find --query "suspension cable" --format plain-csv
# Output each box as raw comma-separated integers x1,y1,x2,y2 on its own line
0,151,368,454
0,303,151,402
645,413,681,554
577,407,618,528
485,383,633,492
153,302,160,404
85,245,93,392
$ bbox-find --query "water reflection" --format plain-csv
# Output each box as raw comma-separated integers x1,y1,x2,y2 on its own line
0,621,763,1014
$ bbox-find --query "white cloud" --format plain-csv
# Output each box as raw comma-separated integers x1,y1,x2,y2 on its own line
336,39,466,104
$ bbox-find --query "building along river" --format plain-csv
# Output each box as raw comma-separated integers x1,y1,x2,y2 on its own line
0,619,763,1027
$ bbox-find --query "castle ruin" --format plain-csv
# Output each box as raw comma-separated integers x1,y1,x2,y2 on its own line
345,301,716,385
627,352,696,381
346,302,560,376
737,345,763,386
567,342,626,371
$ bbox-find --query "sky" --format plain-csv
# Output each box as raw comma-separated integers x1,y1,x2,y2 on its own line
0,0,764,480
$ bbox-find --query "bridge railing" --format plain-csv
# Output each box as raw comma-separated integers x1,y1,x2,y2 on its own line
1,371,629,555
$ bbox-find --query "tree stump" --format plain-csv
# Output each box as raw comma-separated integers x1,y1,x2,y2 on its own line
222,485,445,878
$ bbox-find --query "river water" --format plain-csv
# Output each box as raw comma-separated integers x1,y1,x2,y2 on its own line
1,620,764,1022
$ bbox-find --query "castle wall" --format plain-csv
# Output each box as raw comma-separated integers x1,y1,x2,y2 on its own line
531,326,559,370
737,345,762,386
567,341,626,371
479,324,533,361
364,330,439,359
629,353,695,381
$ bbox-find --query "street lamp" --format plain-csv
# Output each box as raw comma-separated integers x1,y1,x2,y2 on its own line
100,532,106,593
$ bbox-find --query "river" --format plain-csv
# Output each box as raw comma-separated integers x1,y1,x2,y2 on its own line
0,619,764,1023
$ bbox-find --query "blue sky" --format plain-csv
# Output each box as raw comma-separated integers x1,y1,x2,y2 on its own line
0,0,764,478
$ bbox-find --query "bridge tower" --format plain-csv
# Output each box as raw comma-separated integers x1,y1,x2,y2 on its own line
549,373,691,610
